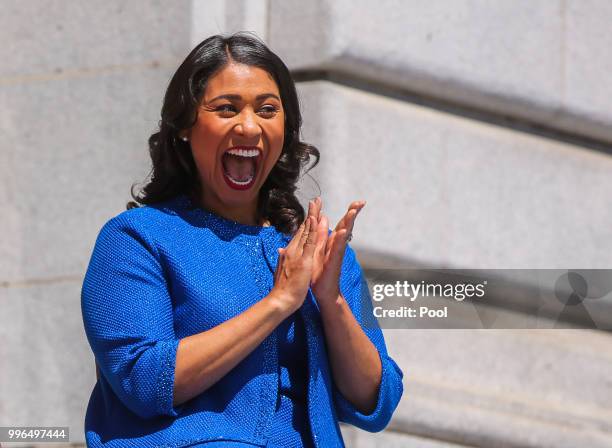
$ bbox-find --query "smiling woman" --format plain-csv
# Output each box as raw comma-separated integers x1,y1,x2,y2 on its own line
185,63,286,223
81,33,403,448
127,32,317,235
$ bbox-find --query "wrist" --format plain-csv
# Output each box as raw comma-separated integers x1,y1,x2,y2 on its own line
317,292,345,315
265,289,297,318
312,285,340,305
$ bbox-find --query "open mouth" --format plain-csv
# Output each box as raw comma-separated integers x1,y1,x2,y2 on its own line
221,146,262,190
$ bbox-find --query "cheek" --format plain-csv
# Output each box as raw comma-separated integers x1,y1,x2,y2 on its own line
193,115,228,143
269,130,284,164
270,119,285,152
190,141,217,176
190,122,226,166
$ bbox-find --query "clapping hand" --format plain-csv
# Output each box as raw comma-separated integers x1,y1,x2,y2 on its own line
308,197,365,304
270,198,365,313
271,215,318,314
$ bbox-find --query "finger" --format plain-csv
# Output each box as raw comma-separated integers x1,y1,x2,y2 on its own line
334,208,357,232
327,229,349,271
317,214,329,245
320,229,348,286
333,206,352,232
286,221,305,254
303,216,318,258
307,199,315,220
345,209,360,235
334,201,365,232
274,248,285,284
314,196,322,220
298,215,313,255
346,201,366,237
324,229,338,259
308,198,322,226
345,200,366,213
315,214,329,260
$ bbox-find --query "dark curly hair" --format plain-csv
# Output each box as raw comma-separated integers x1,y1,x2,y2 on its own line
128,32,319,235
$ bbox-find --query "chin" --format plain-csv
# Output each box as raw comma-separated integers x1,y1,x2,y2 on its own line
219,187,261,207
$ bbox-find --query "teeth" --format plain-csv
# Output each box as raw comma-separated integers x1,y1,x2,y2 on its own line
226,148,259,157
226,173,254,185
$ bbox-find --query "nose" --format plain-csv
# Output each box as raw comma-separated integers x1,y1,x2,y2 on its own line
234,109,262,139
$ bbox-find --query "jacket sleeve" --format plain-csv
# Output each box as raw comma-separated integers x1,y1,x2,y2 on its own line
332,244,404,432
81,215,182,419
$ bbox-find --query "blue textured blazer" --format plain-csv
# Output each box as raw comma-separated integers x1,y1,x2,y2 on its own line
81,195,403,448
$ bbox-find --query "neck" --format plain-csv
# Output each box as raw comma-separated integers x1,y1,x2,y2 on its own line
191,191,261,226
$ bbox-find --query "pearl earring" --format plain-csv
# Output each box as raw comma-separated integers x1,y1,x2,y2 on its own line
181,136,188,142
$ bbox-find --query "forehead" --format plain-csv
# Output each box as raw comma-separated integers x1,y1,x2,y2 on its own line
204,63,280,99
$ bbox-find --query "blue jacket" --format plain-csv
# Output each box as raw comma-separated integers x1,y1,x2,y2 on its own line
81,195,403,447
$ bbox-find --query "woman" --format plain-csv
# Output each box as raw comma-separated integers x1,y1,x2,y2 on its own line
81,33,403,448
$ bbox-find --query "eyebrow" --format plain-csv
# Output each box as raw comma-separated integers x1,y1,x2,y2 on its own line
207,93,281,102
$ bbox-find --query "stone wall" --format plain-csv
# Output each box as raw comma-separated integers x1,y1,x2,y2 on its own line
2,1,611,446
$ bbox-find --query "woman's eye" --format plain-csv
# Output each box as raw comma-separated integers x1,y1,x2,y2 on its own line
258,105,278,117
216,104,237,116
213,104,278,118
